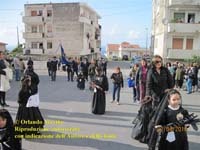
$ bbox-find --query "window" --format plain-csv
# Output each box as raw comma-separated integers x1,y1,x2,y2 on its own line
188,14,195,23
186,39,193,49
174,13,185,23
172,38,183,49
39,43,43,49
31,11,37,16
47,10,52,17
31,26,37,33
47,25,52,32
39,25,43,33
31,42,37,49
38,10,43,16
47,42,52,49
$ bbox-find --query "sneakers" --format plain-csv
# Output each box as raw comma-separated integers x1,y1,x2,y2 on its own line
110,100,114,103
116,102,120,105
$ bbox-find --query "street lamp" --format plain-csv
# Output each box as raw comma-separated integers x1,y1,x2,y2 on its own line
145,28,148,55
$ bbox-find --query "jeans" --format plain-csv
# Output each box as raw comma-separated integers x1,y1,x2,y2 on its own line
15,69,21,81
133,87,137,102
48,69,51,76
186,78,193,93
113,84,121,102
51,71,57,81
67,71,74,81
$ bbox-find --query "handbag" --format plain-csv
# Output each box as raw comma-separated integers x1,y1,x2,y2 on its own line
127,78,135,88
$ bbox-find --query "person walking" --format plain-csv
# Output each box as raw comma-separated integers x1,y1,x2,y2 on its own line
50,56,58,81
67,58,74,82
0,52,12,107
129,63,139,103
19,58,25,78
13,57,21,81
146,55,174,107
110,67,124,105
136,58,148,103
186,64,194,94
91,67,109,114
47,58,52,77
175,63,185,90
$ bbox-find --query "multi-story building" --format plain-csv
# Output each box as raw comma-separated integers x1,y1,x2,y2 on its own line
0,42,7,52
106,42,150,59
152,0,200,61
23,2,101,58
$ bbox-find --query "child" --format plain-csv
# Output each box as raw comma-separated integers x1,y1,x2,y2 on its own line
77,71,85,90
156,89,189,150
0,109,21,150
110,67,123,105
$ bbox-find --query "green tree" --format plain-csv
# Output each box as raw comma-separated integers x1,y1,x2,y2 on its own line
10,44,23,56
184,55,200,66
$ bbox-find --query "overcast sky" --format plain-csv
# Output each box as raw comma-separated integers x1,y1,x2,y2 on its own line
0,0,152,50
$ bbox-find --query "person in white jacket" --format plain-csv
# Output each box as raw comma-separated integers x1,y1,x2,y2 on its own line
0,52,12,107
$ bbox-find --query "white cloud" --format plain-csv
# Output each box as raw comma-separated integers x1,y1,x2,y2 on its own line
109,24,120,36
127,30,141,40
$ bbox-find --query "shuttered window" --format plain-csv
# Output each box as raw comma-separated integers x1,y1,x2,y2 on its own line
172,38,183,49
31,11,37,16
186,39,193,50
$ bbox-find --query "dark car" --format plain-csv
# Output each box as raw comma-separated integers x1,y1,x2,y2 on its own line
112,56,118,61
122,55,129,61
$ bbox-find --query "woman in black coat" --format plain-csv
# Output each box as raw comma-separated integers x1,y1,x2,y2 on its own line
146,55,174,108
91,67,109,115
16,68,44,136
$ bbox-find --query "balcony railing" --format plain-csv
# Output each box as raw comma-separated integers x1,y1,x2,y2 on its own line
23,32,43,39
169,0,200,6
46,32,53,38
23,48,43,55
23,16,43,23
168,23,200,33
167,49,200,59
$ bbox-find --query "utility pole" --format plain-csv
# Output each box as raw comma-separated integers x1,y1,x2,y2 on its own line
145,28,148,55
17,26,20,47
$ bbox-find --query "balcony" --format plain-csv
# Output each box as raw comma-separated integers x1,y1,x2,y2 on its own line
167,49,200,59
169,0,199,6
23,48,43,55
46,32,53,38
23,16,43,23
168,23,200,33
23,32,43,39
45,17,52,22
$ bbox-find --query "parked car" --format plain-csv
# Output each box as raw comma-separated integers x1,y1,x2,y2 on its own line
130,56,142,68
122,55,129,61
112,56,118,61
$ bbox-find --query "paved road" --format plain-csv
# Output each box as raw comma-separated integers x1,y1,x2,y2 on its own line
6,61,200,150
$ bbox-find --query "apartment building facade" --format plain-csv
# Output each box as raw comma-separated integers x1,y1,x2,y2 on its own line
152,0,200,60
23,3,101,58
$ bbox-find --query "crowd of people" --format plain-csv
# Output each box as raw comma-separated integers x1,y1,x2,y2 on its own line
130,55,200,150
129,56,199,105
0,52,199,150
